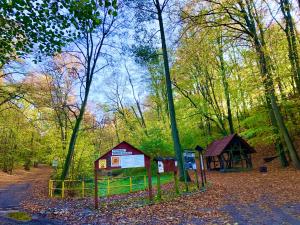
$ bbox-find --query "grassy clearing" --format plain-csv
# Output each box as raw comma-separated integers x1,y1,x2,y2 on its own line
84,174,173,196
6,211,31,222
51,174,174,198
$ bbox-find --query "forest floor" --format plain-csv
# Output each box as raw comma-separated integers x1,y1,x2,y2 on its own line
0,161,300,224
0,165,63,224
15,165,300,225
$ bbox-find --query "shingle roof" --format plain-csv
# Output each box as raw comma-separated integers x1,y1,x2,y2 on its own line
205,134,255,157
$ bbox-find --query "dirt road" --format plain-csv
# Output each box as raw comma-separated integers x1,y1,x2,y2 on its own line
0,165,63,225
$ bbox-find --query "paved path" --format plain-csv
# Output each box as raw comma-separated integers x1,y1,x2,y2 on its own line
222,202,300,225
0,183,63,225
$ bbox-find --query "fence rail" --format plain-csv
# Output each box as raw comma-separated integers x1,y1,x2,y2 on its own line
49,175,147,198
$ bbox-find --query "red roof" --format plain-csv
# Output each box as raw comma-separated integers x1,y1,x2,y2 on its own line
95,141,150,162
205,134,255,157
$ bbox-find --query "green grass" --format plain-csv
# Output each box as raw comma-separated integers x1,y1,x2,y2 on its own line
51,174,175,198
6,212,31,222
84,174,173,196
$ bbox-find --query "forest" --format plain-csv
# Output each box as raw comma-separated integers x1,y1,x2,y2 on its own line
1,0,300,181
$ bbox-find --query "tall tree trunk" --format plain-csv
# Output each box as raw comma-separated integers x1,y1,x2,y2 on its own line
255,35,298,168
266,97,289,167
155,1,185,179
280,0,300,94
240,0,299,168
218,34,234,134
60,88,90,180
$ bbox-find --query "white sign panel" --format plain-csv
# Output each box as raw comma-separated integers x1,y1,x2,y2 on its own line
200,155,204,170
158,161,164,173
120,154,145,168
112,149,132,156
52,160,58,167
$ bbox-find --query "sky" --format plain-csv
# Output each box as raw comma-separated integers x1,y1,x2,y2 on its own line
4,0,300,121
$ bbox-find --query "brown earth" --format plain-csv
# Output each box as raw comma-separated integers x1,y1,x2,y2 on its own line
20,163,300,224
0,165,53,189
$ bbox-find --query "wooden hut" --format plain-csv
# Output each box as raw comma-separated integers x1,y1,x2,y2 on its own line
205,134,256,171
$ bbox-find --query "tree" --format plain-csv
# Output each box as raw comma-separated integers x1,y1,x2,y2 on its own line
126,0,186,180
185,0,299,168
0,0,78,66
42,55,78,159
279,0,300,94
265,0,300,94
217,33,234,134
60,0,117,180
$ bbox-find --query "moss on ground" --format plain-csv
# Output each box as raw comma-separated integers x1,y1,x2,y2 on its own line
6,211,32,222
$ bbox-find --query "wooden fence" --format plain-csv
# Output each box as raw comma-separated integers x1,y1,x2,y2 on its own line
49,175,147,198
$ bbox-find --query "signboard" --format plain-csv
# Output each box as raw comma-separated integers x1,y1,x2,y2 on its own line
111,156,120,167
112,149,132,156
121,155,145,168
99,159,107,169
158,161,164,173
183,151,197,170
52,159,58,168
94,141,153,209
155,158,177,173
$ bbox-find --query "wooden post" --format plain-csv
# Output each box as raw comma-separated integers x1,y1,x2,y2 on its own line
157,172,161,200
49,180,54,198
82,180,85,198
201,154,207,184
198,152,205,188
174,171,179,194
94,162,99,209
144,175,147,190
147,163,153,201
61,181,65,198
107,178,110,196
184,169,189,192
51,180,54,198
48,180,51,197
129,177,132,192
194,170,200,189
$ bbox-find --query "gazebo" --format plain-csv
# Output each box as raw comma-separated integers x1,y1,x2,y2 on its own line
205,134,256,171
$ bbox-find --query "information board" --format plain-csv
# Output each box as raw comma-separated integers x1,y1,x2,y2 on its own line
94,141,153,209
158,161,164,173
111,156,120,167
183,151,197,170
99,159,107,169
112,149,132,156
120,154,145,168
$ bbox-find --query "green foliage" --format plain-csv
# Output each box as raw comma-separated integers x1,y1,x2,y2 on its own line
2,0,300,177
0,0,118,65
240,109,277,145
139,126,173,157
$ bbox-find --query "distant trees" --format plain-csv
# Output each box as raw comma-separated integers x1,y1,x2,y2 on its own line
1,0,300,175
180,0,300,168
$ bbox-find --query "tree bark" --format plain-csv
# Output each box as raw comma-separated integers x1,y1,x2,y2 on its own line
217,34,234,134
241,0,300,168
60,88,90,180
155,1,185,180
280,0,300,94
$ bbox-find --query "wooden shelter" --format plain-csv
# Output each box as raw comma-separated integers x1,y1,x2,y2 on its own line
205,134,256,171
